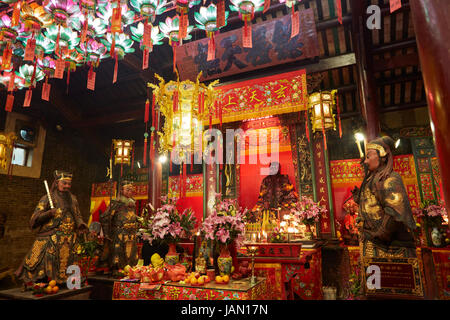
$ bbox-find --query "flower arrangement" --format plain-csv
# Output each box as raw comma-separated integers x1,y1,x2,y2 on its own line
76,231,102,258
139,196,197,244
413,200,447,226
293,196,327,226
200,196,246,247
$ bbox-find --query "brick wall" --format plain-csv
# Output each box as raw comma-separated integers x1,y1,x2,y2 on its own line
0,122,106,276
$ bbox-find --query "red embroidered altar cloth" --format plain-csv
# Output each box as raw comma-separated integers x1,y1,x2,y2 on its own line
112,278,267,300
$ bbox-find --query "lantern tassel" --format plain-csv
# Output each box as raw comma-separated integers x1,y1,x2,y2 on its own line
144,98,150,123
173,44,177,74
150,132,154,173
143,135,148,166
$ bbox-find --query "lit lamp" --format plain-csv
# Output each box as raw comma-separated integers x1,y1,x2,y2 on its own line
308,90,339,149
354,132,365,159
112,139,135,176
0,132,17,170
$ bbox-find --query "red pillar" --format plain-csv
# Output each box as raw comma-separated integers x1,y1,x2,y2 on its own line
351,0,380,140
410,0,450,210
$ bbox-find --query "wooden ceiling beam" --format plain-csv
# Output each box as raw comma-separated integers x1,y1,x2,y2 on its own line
72,108,143,128
373,53,420,72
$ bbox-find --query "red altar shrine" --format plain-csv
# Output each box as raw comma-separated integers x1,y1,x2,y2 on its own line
112,278,267,300
238,244,322,300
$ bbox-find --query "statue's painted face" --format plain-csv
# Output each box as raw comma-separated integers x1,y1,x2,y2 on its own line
122,185,134,198
57,179,72,192
364,149,380,172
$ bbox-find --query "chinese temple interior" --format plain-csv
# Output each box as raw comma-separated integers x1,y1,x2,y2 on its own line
0,0,449,303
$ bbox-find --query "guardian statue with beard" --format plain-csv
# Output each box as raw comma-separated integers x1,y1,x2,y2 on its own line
98,181,138,274
16,171,88,286
355,136,417,258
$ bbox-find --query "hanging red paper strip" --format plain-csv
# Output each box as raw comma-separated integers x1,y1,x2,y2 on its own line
390,0,402,13
42,80,51,101
143,23,152,48
336,0,342,25
207,35,215,61
87,68,96,91
243,20,252,48
7,71,15,92
263,0,270,13
179,13,188,40
183,162,187,197
113,55,118,83
111,7,122,34
1,44,12,70
217,0,225,28
11,1,21,27
54,59,65,79
24,38,36,61
5,94,14,112
291,8,299,38
142,48,149,70
23,89,32,107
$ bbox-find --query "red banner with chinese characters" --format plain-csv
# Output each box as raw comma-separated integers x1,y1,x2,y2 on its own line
313,137,333,234
210,69,307,125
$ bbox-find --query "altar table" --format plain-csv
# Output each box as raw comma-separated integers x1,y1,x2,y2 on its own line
112,277,267,300
237,243,322,300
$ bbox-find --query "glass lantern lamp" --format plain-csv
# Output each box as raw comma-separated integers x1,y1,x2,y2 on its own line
308,90,337,134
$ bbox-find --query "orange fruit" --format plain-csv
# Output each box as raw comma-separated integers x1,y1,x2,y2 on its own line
197,277,205,285
215,276,223,283
45,286,52,294
190,277,198,285
222,275,229,283
185,277,191,284
49,280,56,287
52,286,59,293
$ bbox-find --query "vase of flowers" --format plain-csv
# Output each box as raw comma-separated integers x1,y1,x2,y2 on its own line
413,200,447,247
293,196,327,240
139,196,197,265
76,231,102,278
200,197,246,276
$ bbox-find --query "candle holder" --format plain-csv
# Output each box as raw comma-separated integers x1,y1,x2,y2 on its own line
246,245,259,286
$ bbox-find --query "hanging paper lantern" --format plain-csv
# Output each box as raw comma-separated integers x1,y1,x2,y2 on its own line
0,13,29,44
0,68,24,89
20,2,53,32
195,4,229,59
278,0,299,8
159,16,194,44
130,22,164,51
229,0,265,19
129,0,167,24
79,14,108,39
44,25,80,52
230,0,264,47
79,0,109,13
15,63,45,89
100,32,134,60
77,38,108,67
195,4,229,34
96,3,136,28
62,49,85,71
0,0,22,28
44,0,82,31
0,13,28,70
18,33,55,59
308,90,339,149
38,55,56,77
